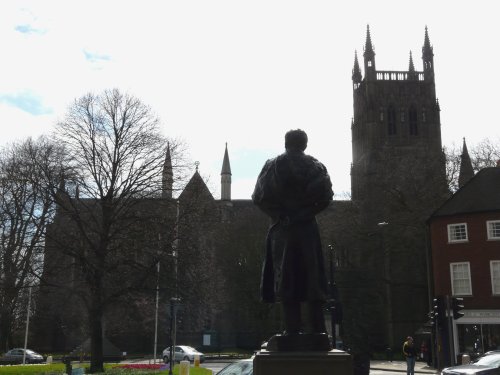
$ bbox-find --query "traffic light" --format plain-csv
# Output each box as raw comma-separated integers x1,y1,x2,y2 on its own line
430,296,445,326
452,297,465,320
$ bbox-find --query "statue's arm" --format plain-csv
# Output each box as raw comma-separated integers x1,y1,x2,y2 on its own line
252,159,282,220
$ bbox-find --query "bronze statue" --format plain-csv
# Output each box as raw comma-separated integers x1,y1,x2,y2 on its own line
252,129,333,351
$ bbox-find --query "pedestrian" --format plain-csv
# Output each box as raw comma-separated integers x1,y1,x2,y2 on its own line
403,336,416,375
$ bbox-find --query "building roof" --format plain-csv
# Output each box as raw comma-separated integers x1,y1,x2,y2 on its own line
431,167,500,218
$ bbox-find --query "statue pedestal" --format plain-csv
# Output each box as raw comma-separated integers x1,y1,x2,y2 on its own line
254,349,353,375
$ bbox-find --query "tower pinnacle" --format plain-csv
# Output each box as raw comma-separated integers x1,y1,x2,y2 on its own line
352,50,362,87
408,51,417,80
422,26,434,80
363,25,376,80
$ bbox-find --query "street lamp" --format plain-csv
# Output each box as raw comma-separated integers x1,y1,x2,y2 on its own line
22,286,32,365
327,244,341,349
169,297,181,375
153,258,160,364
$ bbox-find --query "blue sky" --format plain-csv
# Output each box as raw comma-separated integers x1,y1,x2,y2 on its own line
0,1,498,199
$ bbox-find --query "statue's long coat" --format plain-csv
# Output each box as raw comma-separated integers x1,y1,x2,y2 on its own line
252,150,333,303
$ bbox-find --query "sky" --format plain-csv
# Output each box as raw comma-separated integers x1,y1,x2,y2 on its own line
0,1,498,199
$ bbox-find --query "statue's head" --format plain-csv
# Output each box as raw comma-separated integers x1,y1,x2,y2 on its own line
285,129,308,152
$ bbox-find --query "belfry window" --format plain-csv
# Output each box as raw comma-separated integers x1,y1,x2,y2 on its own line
387,106,396,135
409,106,418,135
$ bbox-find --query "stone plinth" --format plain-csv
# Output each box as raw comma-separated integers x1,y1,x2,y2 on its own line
254,349,353,375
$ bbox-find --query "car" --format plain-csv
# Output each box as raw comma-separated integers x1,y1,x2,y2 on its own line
162,345,204,363
217,358,253,375
0,348,44,364
442,352,500,375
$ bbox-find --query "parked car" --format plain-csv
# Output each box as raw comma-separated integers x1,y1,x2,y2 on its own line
217,358,253,375
0,348,44,364
442,352,500,375
162,345,204,363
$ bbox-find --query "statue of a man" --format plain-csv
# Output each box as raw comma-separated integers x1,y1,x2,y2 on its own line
252,129,333,350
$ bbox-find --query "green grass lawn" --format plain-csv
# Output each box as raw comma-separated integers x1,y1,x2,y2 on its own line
0,363,212,374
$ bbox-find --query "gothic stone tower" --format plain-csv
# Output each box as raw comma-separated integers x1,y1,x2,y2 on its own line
351,26,444,212
345,26,448,350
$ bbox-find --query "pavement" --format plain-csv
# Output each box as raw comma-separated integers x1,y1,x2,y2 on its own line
370,360,438,373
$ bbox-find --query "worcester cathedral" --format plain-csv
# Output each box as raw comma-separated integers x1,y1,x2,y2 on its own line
34,26,459,355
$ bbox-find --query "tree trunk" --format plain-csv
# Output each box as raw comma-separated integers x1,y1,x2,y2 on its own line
0,309,13,352
89,292,104,373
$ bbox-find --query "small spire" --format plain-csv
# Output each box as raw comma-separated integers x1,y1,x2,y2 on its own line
221,142,232,175
221,143,232,201
458,138,474,188
162,143,173,199
352,50,362,83
195,161,200,172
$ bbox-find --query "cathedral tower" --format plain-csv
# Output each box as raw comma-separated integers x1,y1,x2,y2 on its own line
346,26,449,349
351,26,444,204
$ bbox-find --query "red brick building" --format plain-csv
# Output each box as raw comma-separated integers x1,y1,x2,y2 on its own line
429,166,500,360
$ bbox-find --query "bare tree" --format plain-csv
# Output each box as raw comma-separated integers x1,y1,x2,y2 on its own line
0,137,61,351
470,138,500,171
445,137,500,192
45,89,186,372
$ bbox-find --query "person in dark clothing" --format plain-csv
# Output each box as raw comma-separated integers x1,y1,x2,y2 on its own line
252,129,333,339
403,336,417,375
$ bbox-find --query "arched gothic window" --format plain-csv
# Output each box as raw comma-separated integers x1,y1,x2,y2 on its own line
409,106,418,135
387,106,397,135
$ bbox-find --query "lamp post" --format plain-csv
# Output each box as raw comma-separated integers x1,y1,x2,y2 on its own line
327,244,339,349
153,259,160,364
22,286,32,365
168,297,181,375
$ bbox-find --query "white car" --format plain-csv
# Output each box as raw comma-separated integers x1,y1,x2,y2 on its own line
162,345,204,363
0,348,44,364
